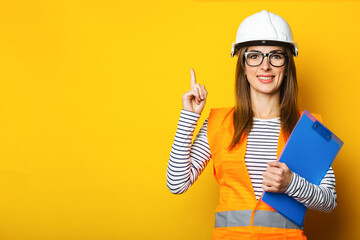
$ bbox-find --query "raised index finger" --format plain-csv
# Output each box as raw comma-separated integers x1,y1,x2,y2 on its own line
190,68,197,88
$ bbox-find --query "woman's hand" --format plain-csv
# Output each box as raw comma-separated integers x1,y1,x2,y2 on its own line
182,68,207,114
262,161,293,193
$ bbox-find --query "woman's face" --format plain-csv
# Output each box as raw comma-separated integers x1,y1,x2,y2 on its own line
244,45,286,96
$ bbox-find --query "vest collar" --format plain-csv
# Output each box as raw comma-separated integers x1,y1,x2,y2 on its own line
220,107,287,158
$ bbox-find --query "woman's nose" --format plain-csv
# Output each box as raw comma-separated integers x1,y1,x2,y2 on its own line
261,56,271,70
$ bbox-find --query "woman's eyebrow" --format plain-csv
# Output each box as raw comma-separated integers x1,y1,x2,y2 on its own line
270,50,282,53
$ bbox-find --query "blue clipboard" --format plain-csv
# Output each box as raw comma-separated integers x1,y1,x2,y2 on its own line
261,110,344,227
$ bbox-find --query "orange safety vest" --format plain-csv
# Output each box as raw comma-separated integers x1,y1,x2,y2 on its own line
207,107,321,240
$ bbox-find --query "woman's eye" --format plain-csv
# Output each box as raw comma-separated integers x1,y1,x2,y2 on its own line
272,54,283,59
249,54,259,59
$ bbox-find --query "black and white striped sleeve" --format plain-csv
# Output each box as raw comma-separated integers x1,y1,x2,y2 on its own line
285,167,337,212
166,109,211,194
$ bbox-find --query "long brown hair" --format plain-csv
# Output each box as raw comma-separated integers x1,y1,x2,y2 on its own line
228,46,300,150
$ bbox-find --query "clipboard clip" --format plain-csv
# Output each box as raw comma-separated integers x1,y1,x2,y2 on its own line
312,121,332,141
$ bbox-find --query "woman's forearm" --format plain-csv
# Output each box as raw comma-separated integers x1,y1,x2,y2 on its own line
166,109,211,194
285,168,337,212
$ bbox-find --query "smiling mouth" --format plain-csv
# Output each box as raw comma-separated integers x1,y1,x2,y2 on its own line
257,75,275,80
257,75,275,83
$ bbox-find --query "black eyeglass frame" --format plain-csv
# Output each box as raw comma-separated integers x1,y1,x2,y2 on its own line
244,51,288,67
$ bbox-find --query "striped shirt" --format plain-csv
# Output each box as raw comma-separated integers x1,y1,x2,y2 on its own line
245,117,281,198
166,109,337,213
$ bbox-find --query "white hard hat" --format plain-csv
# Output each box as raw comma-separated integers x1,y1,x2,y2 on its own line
231,10,298,58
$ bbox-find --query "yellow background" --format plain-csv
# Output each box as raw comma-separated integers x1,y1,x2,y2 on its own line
0,0,358,239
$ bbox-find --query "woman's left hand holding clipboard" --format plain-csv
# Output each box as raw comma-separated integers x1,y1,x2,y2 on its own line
262,161,293,193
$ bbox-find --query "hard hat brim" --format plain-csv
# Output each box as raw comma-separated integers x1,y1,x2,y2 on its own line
231,40,298,58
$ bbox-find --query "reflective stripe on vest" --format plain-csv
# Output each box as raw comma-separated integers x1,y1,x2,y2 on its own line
215,210,303,230
215,210,252,228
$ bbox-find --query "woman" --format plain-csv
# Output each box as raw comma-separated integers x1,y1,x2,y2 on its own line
166,10,336,240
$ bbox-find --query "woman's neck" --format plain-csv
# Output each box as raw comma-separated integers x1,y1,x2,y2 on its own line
251,90,281,119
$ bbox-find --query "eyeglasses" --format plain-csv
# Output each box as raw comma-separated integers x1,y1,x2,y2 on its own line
244,51,288,67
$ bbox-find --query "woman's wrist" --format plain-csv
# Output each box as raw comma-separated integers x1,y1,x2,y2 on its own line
181,108,201,117
284,171,297,195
